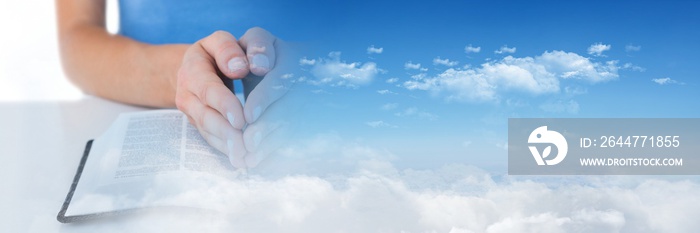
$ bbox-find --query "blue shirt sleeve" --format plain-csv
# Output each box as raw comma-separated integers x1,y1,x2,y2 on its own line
118,0,251,44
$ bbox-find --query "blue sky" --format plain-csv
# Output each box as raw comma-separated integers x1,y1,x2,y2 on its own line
4,2,700,232
244,0,700,170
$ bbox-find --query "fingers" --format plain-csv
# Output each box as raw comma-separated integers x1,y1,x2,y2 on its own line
243,67,293,123
199,83,246,130
197,127,247,168
241,87,301,168
244,125,290,168
178,45,246,130
177,31,251,167
199,30,250,79
242,39,297,124
239,27,276,76
178,91,246,168
177,28,296,169
243,119,284,153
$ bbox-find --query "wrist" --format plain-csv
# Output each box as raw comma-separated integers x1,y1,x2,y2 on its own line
162,44,189,107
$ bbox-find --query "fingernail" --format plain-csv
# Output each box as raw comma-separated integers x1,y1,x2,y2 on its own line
228,57,247,73
253,106,262,122
253,131,262,148
227,112,235,127
251,54,270,71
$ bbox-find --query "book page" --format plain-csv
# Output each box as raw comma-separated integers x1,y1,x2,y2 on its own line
113,112,183,178
113,111,236,179
64,110,241,217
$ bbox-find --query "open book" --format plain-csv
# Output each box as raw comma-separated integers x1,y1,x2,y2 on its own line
57,110,245,223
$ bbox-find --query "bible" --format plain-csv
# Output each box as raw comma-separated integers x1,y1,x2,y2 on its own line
57,110,245,223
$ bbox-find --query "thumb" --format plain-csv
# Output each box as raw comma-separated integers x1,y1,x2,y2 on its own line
239,27,276,76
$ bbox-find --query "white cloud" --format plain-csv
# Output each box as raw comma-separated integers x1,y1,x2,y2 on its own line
299,57,316,66
365,120,398,128
281,73,294,79
310,89,331,94
481,56,559,93
112,169,699,232
381,103,398,111
403,50,619,102
588,43,611,57
270,136,700,232
465,44,481,53
537,51,618,82
625,44,641,52
433,57,459,67
652,77,683,85
41,133,700,233
539,99,580,114
652,77,671,85
564,86,587,96
505,98,529,108
309,52,379,87
386,77,399,84
622,63,646,72
404,61,422,70
367,45,383,54
494,45,516,54
403,68,497,102
410,73,427,80
377,89,397,95
395,107,438,121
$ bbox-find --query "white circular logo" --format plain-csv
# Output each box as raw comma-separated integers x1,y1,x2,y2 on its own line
528,126,568,165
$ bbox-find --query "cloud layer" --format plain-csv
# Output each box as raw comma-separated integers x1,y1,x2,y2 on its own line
215,137,700,233
465,44,481,53
39,133,700,233
625,44,641,52
588,43,611,57
495,45,517,54
403,50,619,102
367,45,383,54
304,52,380,87
652,77,683,85
433,57,459,67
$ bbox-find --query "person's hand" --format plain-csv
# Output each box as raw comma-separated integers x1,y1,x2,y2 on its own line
176,28,292,168
176,30,257,168
239,28,298,167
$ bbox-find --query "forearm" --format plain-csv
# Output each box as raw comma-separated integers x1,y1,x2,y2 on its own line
58,25,187,107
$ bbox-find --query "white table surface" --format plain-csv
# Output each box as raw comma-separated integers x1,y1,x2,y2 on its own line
0,97,223,232
1,97,308,233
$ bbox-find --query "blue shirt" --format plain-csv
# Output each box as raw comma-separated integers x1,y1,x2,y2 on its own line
118,0,255,44
118,0,274,98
